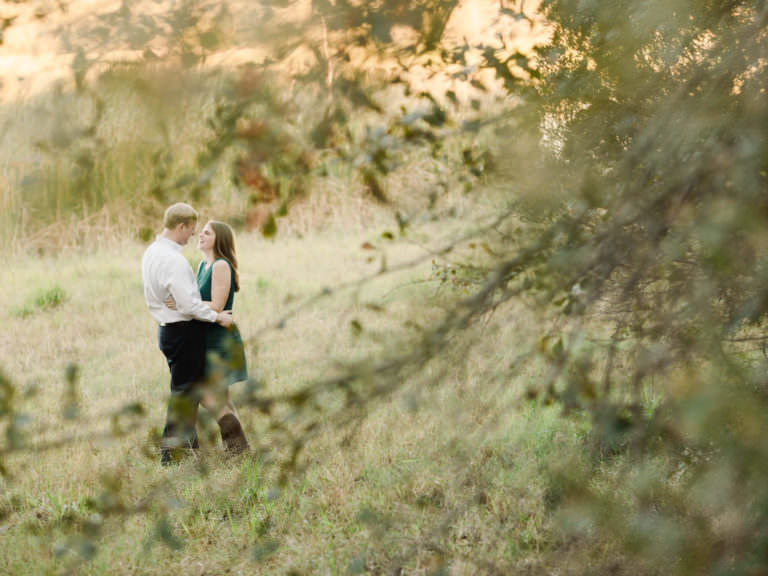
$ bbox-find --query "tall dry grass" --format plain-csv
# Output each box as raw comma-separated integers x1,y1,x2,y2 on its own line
0,68,255,253
0,38,511,256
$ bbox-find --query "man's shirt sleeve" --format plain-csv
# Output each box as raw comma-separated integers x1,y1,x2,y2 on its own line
167,257,218,323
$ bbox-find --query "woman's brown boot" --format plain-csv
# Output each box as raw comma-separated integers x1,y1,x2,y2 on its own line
217,414,249,456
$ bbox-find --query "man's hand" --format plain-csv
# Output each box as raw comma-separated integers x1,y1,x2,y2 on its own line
164,296,177,310
216,311,234,327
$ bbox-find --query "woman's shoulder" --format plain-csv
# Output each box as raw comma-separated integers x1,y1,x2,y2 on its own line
212,258,233,275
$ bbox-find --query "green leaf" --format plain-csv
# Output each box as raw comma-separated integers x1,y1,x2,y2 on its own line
262,213,277,238
362,170,388,204
253,537,280,562
155,516,184,550
199,29,220,51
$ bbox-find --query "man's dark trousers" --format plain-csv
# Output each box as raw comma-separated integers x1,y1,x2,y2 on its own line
158,320,206,464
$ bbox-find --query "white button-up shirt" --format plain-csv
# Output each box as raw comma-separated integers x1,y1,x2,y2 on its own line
142,235,217,325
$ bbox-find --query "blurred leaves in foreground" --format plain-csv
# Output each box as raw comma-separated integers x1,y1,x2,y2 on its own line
0,0,767,573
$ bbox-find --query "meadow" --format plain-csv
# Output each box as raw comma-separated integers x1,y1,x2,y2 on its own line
0,209,598,575
0,61,713,576
0,67,654,575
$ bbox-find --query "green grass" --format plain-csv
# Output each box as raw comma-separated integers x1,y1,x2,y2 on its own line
11,284,68,318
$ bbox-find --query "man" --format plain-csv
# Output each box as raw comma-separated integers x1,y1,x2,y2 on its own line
142,202,233,465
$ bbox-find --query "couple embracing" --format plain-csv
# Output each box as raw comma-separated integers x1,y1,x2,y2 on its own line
141,202,250,465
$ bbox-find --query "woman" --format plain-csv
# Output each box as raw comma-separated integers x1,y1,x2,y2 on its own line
171,220,250,456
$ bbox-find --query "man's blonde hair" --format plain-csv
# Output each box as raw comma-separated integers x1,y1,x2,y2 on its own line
163,202,199,229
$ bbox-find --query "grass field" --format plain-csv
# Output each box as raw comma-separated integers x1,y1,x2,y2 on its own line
0,34,594,574
0,219,596,575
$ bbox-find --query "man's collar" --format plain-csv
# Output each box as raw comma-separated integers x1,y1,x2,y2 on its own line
157,235,182,250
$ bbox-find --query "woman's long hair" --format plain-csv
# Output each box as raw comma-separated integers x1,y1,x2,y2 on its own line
209,220,240,292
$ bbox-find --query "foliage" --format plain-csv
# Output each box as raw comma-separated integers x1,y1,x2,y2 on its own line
1,0,767,573
488,1,768,573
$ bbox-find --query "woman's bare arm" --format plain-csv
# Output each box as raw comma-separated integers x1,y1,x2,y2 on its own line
209,260,232,312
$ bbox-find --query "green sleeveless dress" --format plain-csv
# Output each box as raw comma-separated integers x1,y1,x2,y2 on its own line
197,259,248,386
